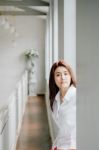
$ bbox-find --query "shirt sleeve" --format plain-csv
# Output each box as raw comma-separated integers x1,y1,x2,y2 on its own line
67,90,76,149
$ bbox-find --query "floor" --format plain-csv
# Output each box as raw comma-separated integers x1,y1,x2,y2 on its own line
16,95,52,150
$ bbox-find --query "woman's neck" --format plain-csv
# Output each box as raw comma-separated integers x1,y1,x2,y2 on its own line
60,87,69,102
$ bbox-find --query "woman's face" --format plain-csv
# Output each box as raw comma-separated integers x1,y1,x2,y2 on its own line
54,66,71,90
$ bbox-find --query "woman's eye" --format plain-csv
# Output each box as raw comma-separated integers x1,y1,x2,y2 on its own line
56,74,60,77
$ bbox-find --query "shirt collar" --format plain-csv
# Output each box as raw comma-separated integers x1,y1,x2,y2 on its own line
55,85,76,103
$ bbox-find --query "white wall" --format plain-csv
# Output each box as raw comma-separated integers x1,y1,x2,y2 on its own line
0,16,46,108
77,0,99,149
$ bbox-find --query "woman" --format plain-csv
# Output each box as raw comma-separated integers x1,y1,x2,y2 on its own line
49,60,76,150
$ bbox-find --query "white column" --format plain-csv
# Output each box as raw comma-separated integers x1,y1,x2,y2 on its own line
49,0,53,67
58,0,64,59
53,0,58,62
64,0,76,72
45,12,50,81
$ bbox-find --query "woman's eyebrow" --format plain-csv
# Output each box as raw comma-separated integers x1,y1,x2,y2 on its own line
55,71,61,74
55,71,68,74
64,71,68,73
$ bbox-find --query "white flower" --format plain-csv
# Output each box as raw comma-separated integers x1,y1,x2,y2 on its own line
25,49,39,58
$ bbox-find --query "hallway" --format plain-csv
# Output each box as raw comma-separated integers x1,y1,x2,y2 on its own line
16,95,51,150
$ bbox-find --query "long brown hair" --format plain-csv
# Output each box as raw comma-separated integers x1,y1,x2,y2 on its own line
49,60,76,111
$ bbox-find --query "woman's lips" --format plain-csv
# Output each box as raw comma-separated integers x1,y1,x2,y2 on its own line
61,81,66,84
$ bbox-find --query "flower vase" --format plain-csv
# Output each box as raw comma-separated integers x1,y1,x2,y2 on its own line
26,58,32,71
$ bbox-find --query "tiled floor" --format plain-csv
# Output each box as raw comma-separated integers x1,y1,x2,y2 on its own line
16,95,52,150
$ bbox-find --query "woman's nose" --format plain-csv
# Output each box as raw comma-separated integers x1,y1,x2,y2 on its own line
61,74,66,80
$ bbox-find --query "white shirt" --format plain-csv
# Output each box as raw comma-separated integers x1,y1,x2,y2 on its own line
51,85,76,150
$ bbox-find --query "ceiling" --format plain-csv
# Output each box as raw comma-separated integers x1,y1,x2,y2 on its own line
0,0,49,16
